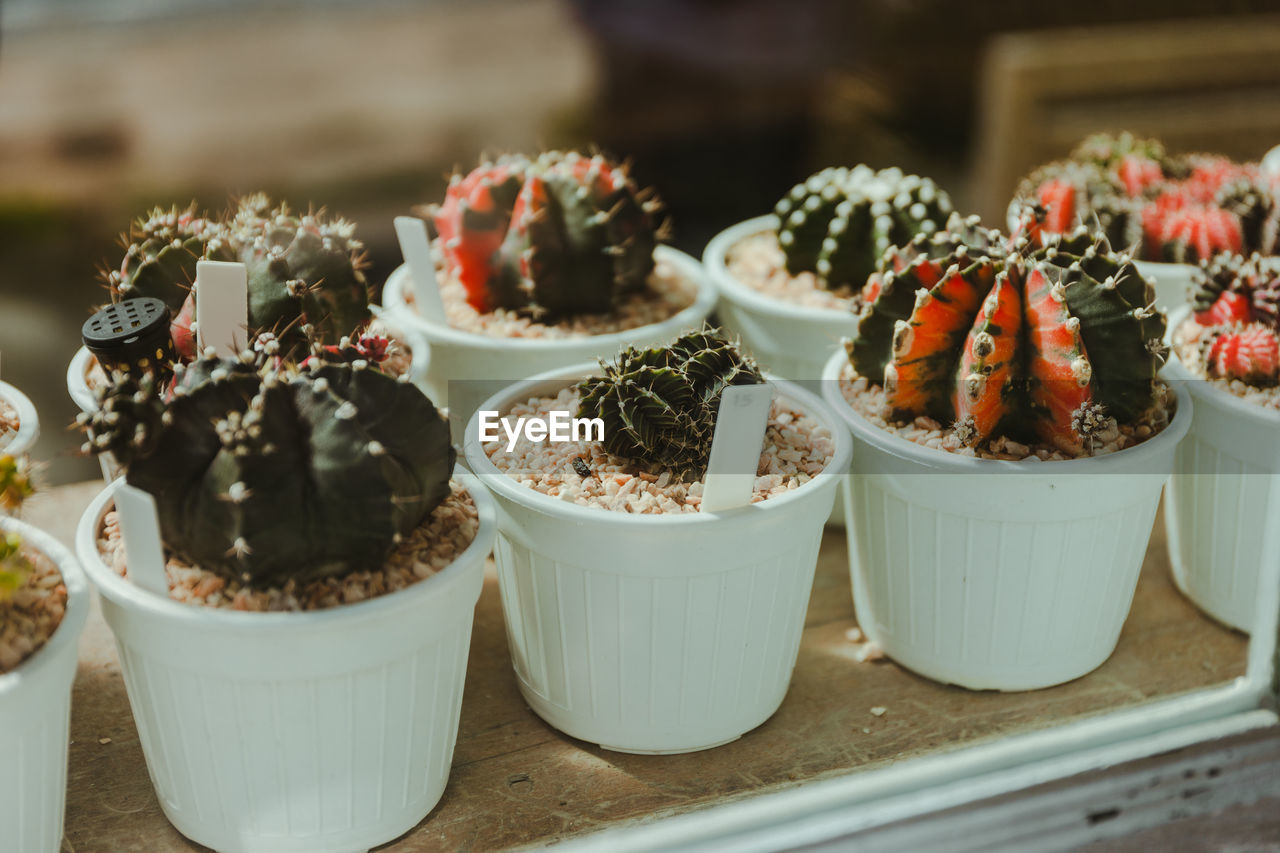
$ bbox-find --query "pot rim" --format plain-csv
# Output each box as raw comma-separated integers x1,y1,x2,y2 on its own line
74,470,496,630
820,347,1193,474
0,517,91,695
461,362,853,527
703,215,855,322
0,380,40,456
382,245,718,352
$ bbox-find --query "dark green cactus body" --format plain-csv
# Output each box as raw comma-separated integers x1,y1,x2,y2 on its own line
108,205,234,311
577,329,764,476
83,346,454,586
231,196,373,354
775,165,952,291
493,151,664,318
846,216,1166,453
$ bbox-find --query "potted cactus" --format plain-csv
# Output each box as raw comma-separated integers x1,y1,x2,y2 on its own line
462,328,851,753
381,149,717,444
0,454,91,853
73,340,496,853
0,374,38,458
68,198,427,428
820,214,1192,691
1011,131,1280,311
1164,251,1280,633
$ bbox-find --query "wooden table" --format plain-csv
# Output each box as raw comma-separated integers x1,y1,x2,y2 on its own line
24,482,1248,852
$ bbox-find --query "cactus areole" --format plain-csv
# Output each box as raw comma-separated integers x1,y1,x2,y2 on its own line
576,328,765,477
81,341,455,586
428,150,668,318
847,213,1168,455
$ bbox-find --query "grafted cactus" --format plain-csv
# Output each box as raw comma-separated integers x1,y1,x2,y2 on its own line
774,165,952,290
848,214,1167,453
82,345,454,585
429,150,668,317
576,329,764,476
1187,252,1280,386
105,204,235,311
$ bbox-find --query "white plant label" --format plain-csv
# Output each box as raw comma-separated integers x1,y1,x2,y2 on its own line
114,483,169,595
394,216,448,324
701,382,774,513
195,260,248,357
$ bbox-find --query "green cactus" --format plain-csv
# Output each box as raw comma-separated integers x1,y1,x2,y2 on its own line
106,204,235,311
81,343,455,586
0,454,33,602
576,328,764,476
774,165,953,290
848,216,1166,454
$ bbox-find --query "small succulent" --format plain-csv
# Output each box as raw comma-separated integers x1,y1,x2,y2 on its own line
1188,253,1280,386
81,341,454,586
1199,323,1280,384
1013,133,1280,263
0,454,33,602
428,150,668,317
577,328,764,476
774,165,952,290
848,213,1166,453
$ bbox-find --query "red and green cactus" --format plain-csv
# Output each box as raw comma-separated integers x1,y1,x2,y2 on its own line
774,165,953,290
428,150,667,318
80,341,455,586
1014,132,1280,263
847,214,1166,454
1188,252,1280,385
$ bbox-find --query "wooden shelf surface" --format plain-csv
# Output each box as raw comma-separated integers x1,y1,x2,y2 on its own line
22,481,1247,852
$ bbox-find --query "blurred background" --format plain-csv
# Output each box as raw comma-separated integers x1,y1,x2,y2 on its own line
4,0,1280,483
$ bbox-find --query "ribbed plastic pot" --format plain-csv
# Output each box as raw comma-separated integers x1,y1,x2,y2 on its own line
74,473,496,853
462,364,852,753
821,348,1192,691
703,214,857,525
0,518,90,853
381,246,717,447
1163,308,1280,633
66,311,430,483
0,379,39,457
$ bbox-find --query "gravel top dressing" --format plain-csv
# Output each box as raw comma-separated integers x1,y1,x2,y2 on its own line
725,231,861,312
0,547,67,673
407,258,698,339
837,362,1174,461
97,480,478,612
484,386,835,514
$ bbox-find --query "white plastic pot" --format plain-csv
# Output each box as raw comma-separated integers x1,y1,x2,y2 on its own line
1163,309,1280,633
462,364,852,754
0,518,90,853
1134,260,1194,314
0,380,39,457
703,215,857,525
75,473,496,853
822,349,1192,691
381,246,717,446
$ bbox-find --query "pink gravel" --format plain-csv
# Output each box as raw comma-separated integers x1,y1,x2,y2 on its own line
96,481,479,612
0,546,67,674
1174,318,1280,411
837,362,1173,460
725,231,861,311
405,256,698,339
483,385,835,514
